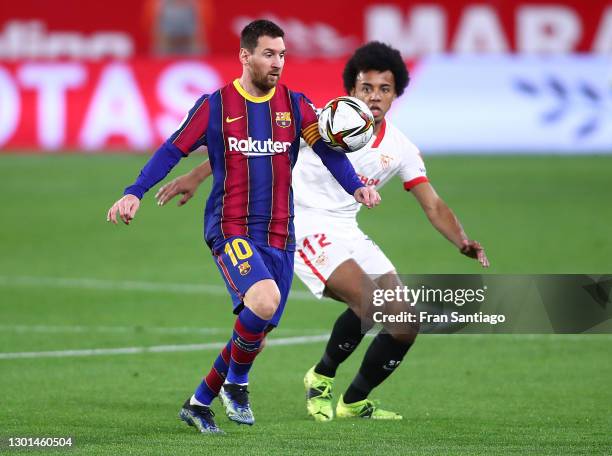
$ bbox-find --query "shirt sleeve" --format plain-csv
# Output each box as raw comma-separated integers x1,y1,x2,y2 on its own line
168,94,210,154
123,142,184,199
311,141,364,196
123,94,210,199
399,138,429,191
296,94,322,147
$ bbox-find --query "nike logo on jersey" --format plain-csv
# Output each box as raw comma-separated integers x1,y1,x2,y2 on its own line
226,115,244,123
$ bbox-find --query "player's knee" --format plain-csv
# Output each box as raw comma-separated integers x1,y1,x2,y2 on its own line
348,302,369,321
245,281,281,320
390,331,417,345
246,300,277,320
389,320,419,345
252,299,279,320
360,314,375,332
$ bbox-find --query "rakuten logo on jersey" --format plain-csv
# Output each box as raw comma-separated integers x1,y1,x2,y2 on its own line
227,137,292,156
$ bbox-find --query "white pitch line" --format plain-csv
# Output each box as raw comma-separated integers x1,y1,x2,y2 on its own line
0,324,227,335
0,334,330,360
1,333,608,361
0,324,328,336
0,275,315,300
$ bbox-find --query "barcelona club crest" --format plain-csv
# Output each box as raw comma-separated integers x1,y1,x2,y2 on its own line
238,261,251,276
275,112,291,128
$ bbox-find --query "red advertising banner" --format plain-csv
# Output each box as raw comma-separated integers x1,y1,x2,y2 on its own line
211,0,612,57
1,55,609,153
0,1,610,59
0,58,346,151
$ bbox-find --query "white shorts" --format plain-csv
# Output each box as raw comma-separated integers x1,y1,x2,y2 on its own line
293,227,395,299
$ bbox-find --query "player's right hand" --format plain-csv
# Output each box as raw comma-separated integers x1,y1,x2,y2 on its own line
155,174,199,207
106,194,140,225
460,239,490,268
354,185,381,209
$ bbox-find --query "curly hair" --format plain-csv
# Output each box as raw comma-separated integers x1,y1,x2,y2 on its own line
240,20,285,52
343,42,409,96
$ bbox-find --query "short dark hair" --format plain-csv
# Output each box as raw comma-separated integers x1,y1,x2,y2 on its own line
343,42,410,96
240,20,285,52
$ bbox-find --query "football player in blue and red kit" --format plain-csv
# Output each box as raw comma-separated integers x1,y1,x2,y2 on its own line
106,20,380,434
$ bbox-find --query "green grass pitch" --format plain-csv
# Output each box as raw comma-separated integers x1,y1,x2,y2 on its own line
0,154,611,455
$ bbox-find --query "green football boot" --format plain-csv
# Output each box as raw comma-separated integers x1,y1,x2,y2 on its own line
303,366,334,422
336,394,402,420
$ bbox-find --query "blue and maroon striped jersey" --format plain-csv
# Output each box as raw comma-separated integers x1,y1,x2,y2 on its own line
168,79,324,252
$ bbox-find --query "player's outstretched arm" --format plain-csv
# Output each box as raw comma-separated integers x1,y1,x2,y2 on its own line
105,143,187,226
297,95,380,207
310,140,381,208
156,159,212,207
106,94,210,225
411,182,490,267
107,194,140,225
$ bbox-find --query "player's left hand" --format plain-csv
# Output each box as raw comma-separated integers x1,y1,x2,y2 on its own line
106,194,140,225
460,239,490,267
354,186,381,208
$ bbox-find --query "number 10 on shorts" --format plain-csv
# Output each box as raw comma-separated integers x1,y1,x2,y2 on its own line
224,238,253,266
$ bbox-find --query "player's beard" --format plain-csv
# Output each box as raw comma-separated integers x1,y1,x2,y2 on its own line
252,68,281,93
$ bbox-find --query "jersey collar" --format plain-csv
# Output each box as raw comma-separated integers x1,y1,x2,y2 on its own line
233,79,276,103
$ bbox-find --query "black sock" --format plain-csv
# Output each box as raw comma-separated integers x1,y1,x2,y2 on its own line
314,308,365,377
343,332,413,404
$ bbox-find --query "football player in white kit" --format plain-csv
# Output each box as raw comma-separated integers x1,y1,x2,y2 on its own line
155,42,489,422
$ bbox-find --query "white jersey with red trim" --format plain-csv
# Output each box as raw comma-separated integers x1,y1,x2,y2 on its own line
293,119,427,236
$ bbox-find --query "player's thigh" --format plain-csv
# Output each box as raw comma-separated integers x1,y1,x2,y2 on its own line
374,270,402,289
324,258,379,324
294,233,353,300
213,236,277,317
352,235,418,340
352,234,395,279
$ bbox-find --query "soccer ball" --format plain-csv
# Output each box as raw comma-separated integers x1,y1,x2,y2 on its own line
318,96,374,152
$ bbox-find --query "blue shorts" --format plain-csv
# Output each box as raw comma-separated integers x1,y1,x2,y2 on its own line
212,236,294,327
